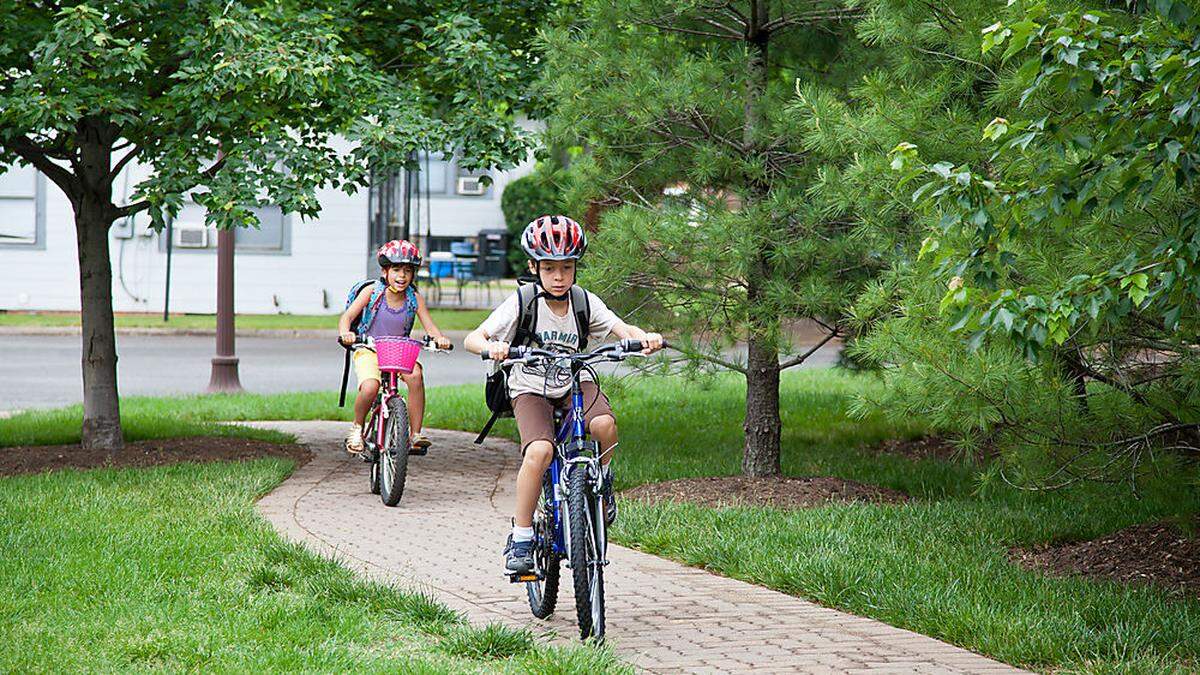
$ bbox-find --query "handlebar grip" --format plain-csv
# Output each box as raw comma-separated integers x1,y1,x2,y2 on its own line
620,339,644,353
480,352,492,361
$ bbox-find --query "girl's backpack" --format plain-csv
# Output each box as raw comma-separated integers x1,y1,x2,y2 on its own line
474,282,591,443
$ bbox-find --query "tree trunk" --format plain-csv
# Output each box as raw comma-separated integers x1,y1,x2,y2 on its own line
739,0,782,477
743,331,782,476
74,121,123,450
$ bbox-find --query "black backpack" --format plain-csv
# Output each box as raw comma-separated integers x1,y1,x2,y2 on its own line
474,282,591,444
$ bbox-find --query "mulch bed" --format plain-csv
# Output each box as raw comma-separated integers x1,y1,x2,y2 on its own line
1011,518,1200,596
621,475,909,510
870,435,963,461
0,437,310,477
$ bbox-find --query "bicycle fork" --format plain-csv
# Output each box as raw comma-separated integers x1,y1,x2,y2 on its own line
561,457,609,570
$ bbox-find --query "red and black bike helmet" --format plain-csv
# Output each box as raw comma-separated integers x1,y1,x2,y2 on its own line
520,215,587,261
377,239,422,268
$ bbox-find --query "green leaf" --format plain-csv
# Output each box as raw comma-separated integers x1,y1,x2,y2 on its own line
1017,56,1043,84
996,307,1016,331
918,236,940,260
947,306,973,332
1163,305,1182,330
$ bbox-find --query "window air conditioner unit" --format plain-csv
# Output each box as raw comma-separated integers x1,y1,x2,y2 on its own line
456,176,488,196
175,226,209,248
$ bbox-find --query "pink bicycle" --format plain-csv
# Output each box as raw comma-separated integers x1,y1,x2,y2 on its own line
344,334,451,506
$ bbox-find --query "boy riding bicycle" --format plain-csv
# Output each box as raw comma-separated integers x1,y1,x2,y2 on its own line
464,216,663,574
340,240,452,456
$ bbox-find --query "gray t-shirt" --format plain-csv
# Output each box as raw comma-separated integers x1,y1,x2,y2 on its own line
479,290,620,398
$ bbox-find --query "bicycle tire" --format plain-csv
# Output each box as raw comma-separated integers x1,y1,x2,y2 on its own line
527,475,561,619
379,396,411,507
567,464,604,641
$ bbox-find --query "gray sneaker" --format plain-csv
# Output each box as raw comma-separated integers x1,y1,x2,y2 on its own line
504,535,535,574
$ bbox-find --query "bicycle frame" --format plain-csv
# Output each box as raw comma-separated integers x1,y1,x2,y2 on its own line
541,366,605,562
369,371,401,449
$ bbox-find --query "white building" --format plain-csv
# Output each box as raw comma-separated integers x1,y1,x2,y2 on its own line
0,139,533,315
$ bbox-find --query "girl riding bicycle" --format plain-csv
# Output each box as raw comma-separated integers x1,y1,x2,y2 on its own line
464,216,663,574
340,240,452,456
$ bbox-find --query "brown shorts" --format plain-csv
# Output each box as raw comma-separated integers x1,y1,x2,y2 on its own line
512,381,614,452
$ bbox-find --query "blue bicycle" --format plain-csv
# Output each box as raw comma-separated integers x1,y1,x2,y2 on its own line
484,338,651,641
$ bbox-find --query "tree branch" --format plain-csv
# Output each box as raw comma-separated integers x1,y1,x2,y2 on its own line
779,329,839,370
201,155,226,179
106,145,141,185
7,135,79,203
761,8,866,34
636,19,743,40
697,16,744,37
913,46,997,80
665,349,747,375
112,199,150,218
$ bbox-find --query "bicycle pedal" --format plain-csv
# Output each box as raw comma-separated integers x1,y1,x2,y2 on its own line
508,572,541,583
408,447,428,456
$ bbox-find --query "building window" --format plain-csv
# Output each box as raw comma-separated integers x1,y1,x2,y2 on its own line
410,152,492,198
418,151,449,195
0,164,43,247
234,204,288,251
159,200,290,255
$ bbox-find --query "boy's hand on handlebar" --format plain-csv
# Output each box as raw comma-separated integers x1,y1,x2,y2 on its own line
642,333,664,354
339,331,356,346
434,335,453,350
486,341,510,362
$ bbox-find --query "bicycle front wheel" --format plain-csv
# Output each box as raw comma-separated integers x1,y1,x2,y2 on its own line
567,464,604,641
379,396,411,507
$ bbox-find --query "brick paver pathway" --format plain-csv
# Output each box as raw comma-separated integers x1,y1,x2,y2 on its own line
254,421,1026,674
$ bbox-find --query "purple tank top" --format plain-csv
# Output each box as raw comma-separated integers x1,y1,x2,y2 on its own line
366,297,415,339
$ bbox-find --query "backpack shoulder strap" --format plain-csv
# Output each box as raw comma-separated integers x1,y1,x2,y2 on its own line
405,286,418,313
570,285,591,351
513,284,542,347
358,280,386,333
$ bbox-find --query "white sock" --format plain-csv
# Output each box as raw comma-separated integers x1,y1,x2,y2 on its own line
512,525,534,543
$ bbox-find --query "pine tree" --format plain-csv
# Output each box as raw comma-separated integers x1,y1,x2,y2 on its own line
539,0,876,476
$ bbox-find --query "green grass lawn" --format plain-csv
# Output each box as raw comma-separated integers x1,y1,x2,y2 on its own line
4,371,1199,671
0,308,491,332
0,457,624,672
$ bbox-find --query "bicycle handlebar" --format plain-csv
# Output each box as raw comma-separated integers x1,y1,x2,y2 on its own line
480,338,668,363
338,334,453,352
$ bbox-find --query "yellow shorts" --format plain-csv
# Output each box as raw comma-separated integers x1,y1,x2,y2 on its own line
353,348,381,384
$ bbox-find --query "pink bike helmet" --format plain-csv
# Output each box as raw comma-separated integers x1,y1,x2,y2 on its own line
377,239,422,268
521,215,587,261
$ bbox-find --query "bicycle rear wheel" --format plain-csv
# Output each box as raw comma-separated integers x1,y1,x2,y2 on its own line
567,464,604,641
527,474,561,619
379,397,411,507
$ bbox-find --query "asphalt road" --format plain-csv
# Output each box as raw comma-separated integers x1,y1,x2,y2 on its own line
0,333,840,411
